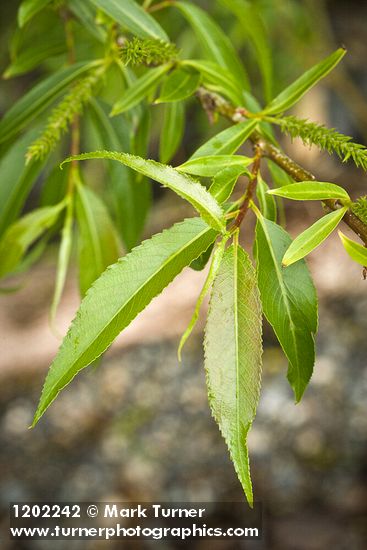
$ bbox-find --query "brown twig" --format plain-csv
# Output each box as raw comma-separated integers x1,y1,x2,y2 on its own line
196,87,367,246
232,145,262,230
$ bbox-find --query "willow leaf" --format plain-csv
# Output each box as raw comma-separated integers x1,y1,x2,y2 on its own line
0,202,65,279
50,197,74,327
18,0,53,27
182,59,243,104
76,184,120,296
220,0,272,101
204,244,262,505
62,151,226,232
178,238,227,360
209,165,246,204
269,182,350,202
156,68,201,103
87,100,149,251
159,101,185,164
90,0,168,40
263,48,346,115
177,155,252,177
254,215,317,401
339,231,367,267
176,2,249,90
256,175,277,222
283,206,348,266
190,119,258,159
111,64,171,115
32,217,218,425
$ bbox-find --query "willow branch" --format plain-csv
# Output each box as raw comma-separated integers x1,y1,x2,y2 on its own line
196,87,367,246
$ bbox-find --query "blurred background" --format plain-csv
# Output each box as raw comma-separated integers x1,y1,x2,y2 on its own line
0,1,366,548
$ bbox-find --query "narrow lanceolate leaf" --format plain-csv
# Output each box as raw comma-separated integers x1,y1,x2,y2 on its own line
256,175,277,222
33,217,218,425
178,238,227,360
87,100,149,251
190,119,258,159
0,62,99,143
0,202,65,279
156,68,201,103
76,184,120,296
339,231,367,267
176,2,249,90
220,0,273,101
182,59,243,104
204,244,262,505
4,36,66,78
263,48,346,115
62,151,226,232
254,215,317,400
50,197,74,326
18,0,53,27
0,129,47,237
177,155,252,177
269,182,350,202
209,165,245,204
282,206,348,266
159,101,185,164
90,0,168,40
111,64,171,115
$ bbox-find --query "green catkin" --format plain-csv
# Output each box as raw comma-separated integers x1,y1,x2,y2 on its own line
121,37,178,66
26,69,102,162
274,115,367,171
351,196,367,225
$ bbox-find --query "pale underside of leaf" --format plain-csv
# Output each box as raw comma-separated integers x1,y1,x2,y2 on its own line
33,217,218,426
204,244,262,505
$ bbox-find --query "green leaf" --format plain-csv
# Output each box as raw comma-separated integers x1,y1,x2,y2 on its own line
76,183,120,296
177,155,252,177
256,175,277,222
4,35,66,78
283,206,348,266
190,119,258,159
68,0,107,43
182,59,243,104
32,217,218,425
111,64,171,115
220,0,273,101
62,151,226,232
90,0,168,40
339,231,367,267
179,238,227,360
50,197,74,326
0,130,47,237
269,181,350,201
87,99,150,251
190,242,214,271
18,0,53,27
263,48,346,115
204,243,262,505
156,68,201,103
267,159,294,187
209,165,245,204
176,2,249,90
159,101,185,164
254,215,317,400
0,202,65,279
0,61,99,144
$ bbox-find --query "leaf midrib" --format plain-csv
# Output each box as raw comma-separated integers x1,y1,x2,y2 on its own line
40,224,215,412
